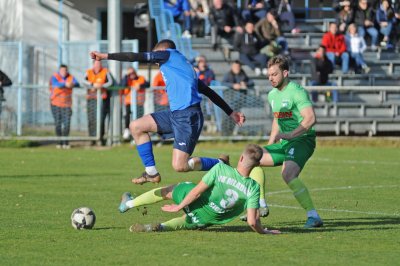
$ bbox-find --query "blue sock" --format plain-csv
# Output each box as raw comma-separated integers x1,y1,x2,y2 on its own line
136,142,155,167
200,157,220,171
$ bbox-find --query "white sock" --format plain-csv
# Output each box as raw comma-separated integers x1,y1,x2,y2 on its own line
259,199,268,208
188,158,195,170
145,166,158,176
307,209,319,218
126,200,134,208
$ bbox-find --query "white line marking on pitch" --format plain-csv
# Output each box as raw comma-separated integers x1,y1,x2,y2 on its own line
199,150,400,166
269,204,400,217
267,184,400,195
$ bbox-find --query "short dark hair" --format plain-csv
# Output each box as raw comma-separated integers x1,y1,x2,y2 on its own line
267,55,290,71
154,39,176,50
233,60,242,65
59,64,68,69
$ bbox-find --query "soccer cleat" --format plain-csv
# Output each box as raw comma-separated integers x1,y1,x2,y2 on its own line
119,192,134,213
304,216,323,228
129,223,162,232
240,206,269,221
218,154,230,166
132,172,161,185
259,207,270,218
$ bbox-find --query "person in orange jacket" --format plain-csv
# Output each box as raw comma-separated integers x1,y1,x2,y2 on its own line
152,71,168,112
82,60,113,146
120,67,148,140
49,64,79,149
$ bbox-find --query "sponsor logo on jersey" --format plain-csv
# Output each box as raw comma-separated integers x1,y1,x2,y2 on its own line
274,111,293,119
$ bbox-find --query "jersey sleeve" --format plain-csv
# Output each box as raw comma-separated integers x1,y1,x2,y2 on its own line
201,164,220,186
246,182,260,209
294,88,313,111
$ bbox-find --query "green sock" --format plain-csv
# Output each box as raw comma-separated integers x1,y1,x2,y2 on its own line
250,166,267,207
161,216,187,231
131,188,164,207
287,178,315,212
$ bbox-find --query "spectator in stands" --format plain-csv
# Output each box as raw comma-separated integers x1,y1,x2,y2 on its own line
321,22,350,74
195,55,216,85
235,22,268,76
394,0,400,49
241,0,268,23
354,0,378,50
209,0,243,49
376,0,396,48
0,69,12,102
346,23,370,73
310,46,334,102
189,0,211,37
120,67,148,140
333,0,356,13
164,0,192,38
255,10,289,57
336,0,354,33
222,60,254,94
152,71,168,112
49,65,79,149
270,0,299,34
83,60,113,146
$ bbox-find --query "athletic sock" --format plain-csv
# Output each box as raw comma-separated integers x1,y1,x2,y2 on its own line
136,141,158,174
287,178,316,212
199,157,220,171
249,166,267,207
307,209,319,219
160,216,187,231
127,188,163,208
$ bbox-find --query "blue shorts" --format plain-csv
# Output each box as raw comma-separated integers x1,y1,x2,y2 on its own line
151,104,203,155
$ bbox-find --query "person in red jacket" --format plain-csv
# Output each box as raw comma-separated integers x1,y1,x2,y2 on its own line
321,22,349,74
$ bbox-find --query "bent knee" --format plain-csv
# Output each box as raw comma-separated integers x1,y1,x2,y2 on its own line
172,162,188,172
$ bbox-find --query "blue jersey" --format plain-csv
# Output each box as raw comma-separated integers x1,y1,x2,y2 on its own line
157,49,202,111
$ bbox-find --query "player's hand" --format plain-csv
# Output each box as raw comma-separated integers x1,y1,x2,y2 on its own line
161,204,181,213
274,133,291,142
230,111,245,127
264,228,281,234
90,51,108,61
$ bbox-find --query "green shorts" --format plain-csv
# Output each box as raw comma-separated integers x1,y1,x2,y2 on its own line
264,135,316,169
172,182,212,229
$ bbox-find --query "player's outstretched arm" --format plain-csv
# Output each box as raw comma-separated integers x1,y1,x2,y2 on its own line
90,51,108,61
197,80,246,126
247,208,281,234
162,181,209,213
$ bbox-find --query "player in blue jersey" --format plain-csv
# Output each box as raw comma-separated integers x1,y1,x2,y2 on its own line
90,39,245,185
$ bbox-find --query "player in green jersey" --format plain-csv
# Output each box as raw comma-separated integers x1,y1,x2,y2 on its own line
255,55,323,228
119,144,280,234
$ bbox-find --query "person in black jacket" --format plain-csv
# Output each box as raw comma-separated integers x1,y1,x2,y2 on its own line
234,22,268,75
223,60,255,93
0,70,12,102
353,0,378,50
310,46,335,102
209,0,243,48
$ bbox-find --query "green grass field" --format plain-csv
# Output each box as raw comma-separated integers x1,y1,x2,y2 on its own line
1,140,399,265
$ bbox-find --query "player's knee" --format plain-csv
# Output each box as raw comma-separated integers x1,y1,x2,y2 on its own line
172,161,188,172
129,120,142,135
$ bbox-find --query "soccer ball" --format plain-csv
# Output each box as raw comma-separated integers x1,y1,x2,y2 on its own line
71,207,96,230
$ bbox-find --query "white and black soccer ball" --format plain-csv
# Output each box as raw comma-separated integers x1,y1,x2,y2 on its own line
71,207,96,230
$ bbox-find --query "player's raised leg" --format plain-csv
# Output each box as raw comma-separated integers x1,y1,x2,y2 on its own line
119,184,175,213
172,149,229,172
129,114,161,184
249,166,269,217
282,161,323,228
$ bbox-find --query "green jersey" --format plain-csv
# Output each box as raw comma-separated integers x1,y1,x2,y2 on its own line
194,163,260,225
268,81,315,136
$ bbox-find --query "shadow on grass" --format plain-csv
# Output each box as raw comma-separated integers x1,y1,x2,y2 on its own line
277,216,400,234
92,226,126,231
